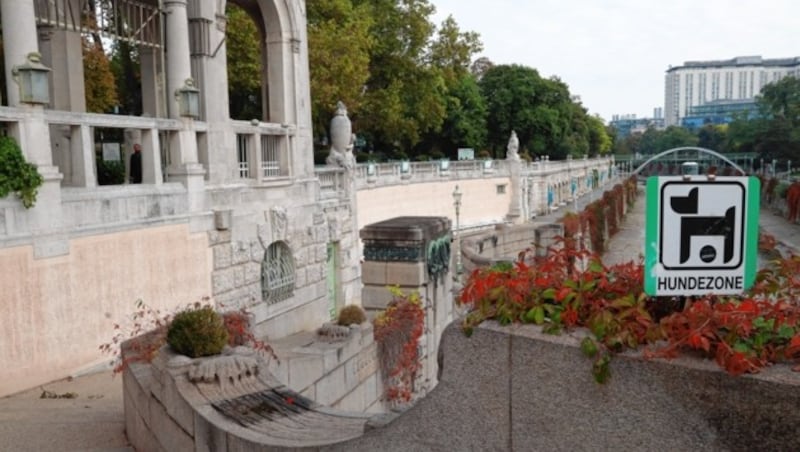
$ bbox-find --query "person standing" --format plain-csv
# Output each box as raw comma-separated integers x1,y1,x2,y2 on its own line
130,143,143,184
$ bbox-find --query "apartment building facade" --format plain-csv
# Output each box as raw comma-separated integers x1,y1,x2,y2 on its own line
664,56,800,127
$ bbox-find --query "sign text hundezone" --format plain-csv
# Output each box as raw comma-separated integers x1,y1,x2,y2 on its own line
644,176,760,296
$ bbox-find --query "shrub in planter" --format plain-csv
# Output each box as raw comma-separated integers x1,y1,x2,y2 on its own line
167,306,229,358
337,305,367,326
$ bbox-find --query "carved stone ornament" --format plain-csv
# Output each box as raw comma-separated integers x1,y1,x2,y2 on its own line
507,130,520,161
188,352,259,384
270,206,288,241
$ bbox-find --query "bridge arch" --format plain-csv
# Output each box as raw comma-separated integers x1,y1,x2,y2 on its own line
632,147,747,176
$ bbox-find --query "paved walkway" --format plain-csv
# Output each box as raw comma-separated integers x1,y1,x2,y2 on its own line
3,182,798,451
603,187,800,265
0,370,131,451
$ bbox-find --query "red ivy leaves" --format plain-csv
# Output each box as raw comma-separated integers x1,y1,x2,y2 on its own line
374,290,425,403
458,180,800,380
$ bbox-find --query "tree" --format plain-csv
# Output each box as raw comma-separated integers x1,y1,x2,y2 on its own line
470,56,494,81
428,15,482,86
417,15,485,157
354,0,447,153
696,124,728,153
479,65,578,159
83,39,118,113
110,40,141,115
587,115,612,156
656,126,699,151
417,73,487,157
754,76,800,161
307,0,373,140
226,5,262,120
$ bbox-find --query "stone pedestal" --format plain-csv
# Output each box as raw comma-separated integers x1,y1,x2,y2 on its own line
360,216,453,394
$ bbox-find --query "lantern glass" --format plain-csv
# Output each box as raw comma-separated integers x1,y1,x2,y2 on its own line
177,78,200,118
14,53,50,105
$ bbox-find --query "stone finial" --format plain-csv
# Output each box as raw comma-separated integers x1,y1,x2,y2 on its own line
326,101,354,169
506,130,520,161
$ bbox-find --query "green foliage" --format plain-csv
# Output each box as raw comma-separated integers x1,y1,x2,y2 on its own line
166,306,229,358
96,158,125,185
478,65,598,159
337,304,367,326
226,5,263,120
83,39,119,113
110,40,141,115
308,0,373,136
0,136,43,208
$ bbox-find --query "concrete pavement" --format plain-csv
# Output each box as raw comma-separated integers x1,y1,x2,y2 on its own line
0,370,131,451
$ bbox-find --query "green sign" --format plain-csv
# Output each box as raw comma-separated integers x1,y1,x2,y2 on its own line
644,176,760,296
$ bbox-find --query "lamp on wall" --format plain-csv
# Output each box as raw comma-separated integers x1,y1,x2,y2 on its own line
12,52,50,105
176,78,200,118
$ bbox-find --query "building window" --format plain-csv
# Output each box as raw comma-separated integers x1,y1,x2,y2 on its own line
237,134,250,178
261,135,281,178
496,184,507,195
261,241,295,305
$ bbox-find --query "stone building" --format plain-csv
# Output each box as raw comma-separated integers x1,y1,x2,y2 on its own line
0,0,362,397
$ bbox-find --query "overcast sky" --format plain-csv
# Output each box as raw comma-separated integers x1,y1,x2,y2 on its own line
431,0,799,123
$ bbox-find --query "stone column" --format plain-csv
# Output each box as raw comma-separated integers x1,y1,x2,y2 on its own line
140,47,165,118
38,0,86,113
2,0,38,107
163,0,205,209
360,217,453,396
0,0,65,257
187,2,233,185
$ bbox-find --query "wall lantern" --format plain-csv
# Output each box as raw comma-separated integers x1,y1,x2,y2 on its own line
13,52,50,105
176,78,200,118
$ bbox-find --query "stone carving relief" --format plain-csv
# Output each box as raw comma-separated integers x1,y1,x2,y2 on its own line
328,217,341,242
270,206,288,241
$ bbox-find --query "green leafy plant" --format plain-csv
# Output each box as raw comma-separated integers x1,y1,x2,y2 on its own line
373,287,425,402
100,299,275,373
459,183,800,382
0,136,43,208
337,304,367,326
96,158,125,185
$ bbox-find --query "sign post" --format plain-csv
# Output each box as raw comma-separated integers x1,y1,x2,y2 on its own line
644,176,760,296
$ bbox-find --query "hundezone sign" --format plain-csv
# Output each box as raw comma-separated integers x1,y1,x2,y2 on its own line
644,176,760,296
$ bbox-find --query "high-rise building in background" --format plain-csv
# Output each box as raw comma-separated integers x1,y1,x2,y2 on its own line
609,108,665,139
664,56,800,128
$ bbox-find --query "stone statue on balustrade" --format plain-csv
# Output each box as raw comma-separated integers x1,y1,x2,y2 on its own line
506,130,520,161
326,101,356,170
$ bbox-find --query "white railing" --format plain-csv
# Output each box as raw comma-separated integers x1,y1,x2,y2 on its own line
316,167,347,200
230,120,292,181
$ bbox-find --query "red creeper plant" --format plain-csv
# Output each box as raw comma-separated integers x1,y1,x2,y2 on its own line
373,287,425,402
459,243,660,383
100,298,275,375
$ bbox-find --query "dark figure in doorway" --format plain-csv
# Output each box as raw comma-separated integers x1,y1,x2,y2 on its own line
130,143,142,184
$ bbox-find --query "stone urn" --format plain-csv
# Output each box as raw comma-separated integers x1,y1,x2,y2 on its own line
330,101,352,153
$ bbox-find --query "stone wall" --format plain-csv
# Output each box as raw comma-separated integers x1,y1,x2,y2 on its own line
460,222,564,274
0,223,212,397
123,321,800,451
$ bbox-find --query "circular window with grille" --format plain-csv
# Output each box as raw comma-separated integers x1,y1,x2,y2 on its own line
261,241,295,304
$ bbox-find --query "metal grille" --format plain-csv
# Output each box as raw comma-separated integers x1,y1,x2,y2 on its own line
260,135,281,178
261,242,295,305
236,134,250,178
34,0,162,48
